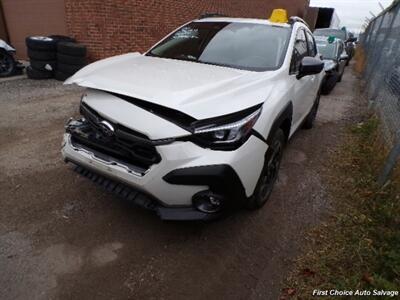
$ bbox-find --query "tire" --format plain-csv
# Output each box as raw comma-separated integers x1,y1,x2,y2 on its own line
57,42,87,57
30,59,57,72
26,66,53,79
337,68,345,83
0,50,17,77
55,70,71,81
57,62,84,74
26,36,56,51
57,53,87,65
303,90,321,129
27,49,56,60
321,72,338,95
247,129,285,209
48,35,76,44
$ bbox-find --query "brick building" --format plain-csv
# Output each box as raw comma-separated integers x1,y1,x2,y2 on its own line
1,0,310,61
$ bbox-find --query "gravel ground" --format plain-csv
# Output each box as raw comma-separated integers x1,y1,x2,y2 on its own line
0,70,361,300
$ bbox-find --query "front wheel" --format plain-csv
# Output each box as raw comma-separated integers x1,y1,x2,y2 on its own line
0,50,16,78
247,129,285,209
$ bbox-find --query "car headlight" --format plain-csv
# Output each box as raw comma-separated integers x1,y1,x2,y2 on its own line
185,105,262,150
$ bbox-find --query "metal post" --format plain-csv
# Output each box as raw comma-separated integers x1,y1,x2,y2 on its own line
378,139,400,186
365,15,384,84
369,6,399,102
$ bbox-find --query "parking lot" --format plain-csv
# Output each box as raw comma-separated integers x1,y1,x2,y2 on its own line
0,67,360,300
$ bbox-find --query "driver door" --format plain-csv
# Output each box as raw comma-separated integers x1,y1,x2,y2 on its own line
289,29,316,130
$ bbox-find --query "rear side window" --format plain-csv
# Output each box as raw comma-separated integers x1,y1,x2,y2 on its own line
306,31,317,57
338,41,344,57
290,29,308,74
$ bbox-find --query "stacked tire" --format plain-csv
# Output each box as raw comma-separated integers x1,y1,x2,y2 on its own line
56,42,87,81
26,36,58,79
26,35,87,81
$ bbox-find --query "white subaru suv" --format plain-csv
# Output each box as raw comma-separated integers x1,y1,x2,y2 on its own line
62,11,324,220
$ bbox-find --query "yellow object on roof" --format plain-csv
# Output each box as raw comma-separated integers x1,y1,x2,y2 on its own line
269,9,289,23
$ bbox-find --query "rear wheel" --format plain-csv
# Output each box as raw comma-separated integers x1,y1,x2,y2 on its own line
0,50,16,77
321,72,338,95
247,129,285,209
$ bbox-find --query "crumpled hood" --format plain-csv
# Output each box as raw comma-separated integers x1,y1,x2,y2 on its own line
66,52,280,119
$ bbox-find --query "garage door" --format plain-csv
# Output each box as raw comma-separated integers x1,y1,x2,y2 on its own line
2,0,67,59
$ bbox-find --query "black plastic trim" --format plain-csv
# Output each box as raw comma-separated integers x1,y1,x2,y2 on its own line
67,160,221,221
107,92,196,132
163,164,247,208
251,129,268,144
191,103,262,129
266,102,293,145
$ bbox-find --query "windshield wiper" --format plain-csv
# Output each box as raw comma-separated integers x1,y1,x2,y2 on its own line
173,54,198,61
146,52,162,58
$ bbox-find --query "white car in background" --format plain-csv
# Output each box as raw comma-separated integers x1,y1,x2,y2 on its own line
62,10,324,220
315,36,348,94
0,39,18,77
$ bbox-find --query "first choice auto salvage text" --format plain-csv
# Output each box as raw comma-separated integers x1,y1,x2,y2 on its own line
312,289,399,297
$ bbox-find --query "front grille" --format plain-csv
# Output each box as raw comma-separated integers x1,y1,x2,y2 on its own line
68,103,161,171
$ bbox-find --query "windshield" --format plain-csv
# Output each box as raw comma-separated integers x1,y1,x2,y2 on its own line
316,40,337,60
314,29,346,41
147,21,291,71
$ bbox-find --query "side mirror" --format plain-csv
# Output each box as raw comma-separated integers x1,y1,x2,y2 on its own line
340,53,349,61
297,57,324,79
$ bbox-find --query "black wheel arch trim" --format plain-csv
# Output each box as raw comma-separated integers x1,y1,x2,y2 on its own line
163,164,247,208
266,102,293,145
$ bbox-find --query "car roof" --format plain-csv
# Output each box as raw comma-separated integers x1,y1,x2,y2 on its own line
194,17,292,28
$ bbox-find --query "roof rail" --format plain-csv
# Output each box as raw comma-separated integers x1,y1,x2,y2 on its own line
288,16,309,27
199,12,227,19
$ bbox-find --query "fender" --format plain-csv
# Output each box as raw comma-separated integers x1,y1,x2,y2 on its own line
266,101,293,145
0,39,16,53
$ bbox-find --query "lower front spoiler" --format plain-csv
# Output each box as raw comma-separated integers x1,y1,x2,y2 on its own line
69,161,221,221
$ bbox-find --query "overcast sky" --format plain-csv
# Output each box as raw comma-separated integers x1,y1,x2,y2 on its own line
310,0,393,33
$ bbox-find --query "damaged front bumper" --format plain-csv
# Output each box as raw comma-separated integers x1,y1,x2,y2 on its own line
62,118,224,221
69,162,221,221
62,116,265,220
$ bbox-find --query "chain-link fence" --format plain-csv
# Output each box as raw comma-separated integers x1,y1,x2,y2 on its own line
359,0,400,184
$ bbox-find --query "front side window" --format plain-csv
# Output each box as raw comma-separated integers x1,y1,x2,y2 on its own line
290,29,308,74
338,42,344,58
147,22,291,72
306,31,317,57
